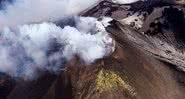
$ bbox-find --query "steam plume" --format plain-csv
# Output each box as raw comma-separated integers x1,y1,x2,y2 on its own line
0,17,114,79
0,0,115,80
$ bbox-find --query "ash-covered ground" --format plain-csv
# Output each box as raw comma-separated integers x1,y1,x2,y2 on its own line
0,0,185,99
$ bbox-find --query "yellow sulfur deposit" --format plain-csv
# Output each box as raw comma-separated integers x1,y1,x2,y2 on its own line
96,69,136,96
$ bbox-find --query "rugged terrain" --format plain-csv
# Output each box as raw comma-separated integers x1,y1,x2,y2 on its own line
0,0,185,99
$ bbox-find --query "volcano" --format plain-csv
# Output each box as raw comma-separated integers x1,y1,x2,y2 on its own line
0,0,185,99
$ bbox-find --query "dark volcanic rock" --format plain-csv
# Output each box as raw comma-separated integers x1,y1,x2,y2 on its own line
82,1,132,19
1,1,185,99
7,72,57,99
0,73,15,99
50,27,185,99
141,5,185,49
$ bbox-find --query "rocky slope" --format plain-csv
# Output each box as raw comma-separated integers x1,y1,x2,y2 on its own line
0,0,185,99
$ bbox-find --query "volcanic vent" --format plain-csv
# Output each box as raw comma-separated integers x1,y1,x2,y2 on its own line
0,0,185,99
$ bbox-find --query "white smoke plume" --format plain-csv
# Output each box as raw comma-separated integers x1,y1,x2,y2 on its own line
0,16,114,79
0,0,114,79
0,0,115,80
0,0,99,30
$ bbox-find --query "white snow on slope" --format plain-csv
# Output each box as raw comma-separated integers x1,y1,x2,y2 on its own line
112,0,143,4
